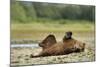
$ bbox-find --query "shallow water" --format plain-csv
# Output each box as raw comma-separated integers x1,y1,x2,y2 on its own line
11,43,39,48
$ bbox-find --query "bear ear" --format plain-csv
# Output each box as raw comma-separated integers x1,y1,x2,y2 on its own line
45,34,57,45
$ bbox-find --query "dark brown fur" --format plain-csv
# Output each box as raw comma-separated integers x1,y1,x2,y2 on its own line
63,31,72,41
39,34,57,50
30,33,85,58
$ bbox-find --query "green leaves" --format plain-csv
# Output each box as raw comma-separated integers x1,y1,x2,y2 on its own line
11,1,95,23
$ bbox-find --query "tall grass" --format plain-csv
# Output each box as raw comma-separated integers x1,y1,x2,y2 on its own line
11,20,95,42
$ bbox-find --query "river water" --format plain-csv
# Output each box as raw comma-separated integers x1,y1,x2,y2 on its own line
11,43,39,48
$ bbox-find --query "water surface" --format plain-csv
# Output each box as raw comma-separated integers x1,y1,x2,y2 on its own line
11,43,39,48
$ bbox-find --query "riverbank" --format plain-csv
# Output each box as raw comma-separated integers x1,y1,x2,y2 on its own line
10,45,95,66
10,33,95,66
10,20,95,66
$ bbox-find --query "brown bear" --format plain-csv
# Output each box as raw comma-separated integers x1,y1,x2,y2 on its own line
39,34,57,50
63,31,72,41
30,32,85,58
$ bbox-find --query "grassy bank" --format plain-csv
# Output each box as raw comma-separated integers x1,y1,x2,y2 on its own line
11,20,95,42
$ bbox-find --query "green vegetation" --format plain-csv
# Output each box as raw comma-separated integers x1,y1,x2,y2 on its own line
11,1,95,42
11,20,94,41
11,0,95,23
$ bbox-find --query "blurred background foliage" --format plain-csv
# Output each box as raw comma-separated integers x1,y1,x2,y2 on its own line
11,0,95,42
11,0,95,23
